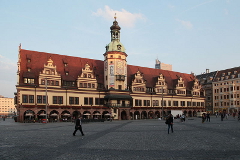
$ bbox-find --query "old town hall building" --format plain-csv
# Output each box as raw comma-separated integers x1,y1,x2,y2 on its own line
15,18,205,122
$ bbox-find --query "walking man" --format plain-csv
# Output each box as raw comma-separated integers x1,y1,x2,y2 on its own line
73,116,84,136
165,114,173,134
206,113,210,122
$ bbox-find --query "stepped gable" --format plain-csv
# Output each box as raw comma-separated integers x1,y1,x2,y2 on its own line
127,64,195,90
19,49,104,84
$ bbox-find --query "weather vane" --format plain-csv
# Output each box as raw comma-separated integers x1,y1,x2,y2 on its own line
114,13,117,21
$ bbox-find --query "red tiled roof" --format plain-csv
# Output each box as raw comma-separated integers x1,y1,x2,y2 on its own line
19,49,195,90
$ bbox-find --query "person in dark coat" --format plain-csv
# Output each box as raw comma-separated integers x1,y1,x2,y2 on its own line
73,116,84,136
166,114,173,134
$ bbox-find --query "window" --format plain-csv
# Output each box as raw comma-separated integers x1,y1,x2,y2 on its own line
118,85,122,90
135,99,142,106
75,97,79,105
24,78,34,84
56,81,59,86
95,98,104,105
37,95,42,103
69,97,74,104
180,101,185,106
173,101,178,106
22,95,28,103
84,97,93,105
143,100,150,106
53,96,57,104
187,101,191,107
160,100,166,106
69,97,79,105
29,95,34,103
53,96,63,104
168,100,171,107
153,100,159,106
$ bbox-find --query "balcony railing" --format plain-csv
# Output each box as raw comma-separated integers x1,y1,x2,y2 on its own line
115,75,125,81
105,103,132,108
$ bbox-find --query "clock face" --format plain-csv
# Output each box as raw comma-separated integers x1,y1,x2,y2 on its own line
116,60,124,74
117,45,121,50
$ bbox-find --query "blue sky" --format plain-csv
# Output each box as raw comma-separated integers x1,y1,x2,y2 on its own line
1,0,239,98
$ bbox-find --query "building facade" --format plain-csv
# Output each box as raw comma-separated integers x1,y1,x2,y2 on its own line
212,67,240,114
15,18,205,122
196,69,217,113
0,95,17,117
155,59,172,71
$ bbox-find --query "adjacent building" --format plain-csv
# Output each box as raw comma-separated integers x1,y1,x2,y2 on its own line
212,67,240,114
15,17,205,122
196,69,217,113
155,59,172,71
0,95,17,117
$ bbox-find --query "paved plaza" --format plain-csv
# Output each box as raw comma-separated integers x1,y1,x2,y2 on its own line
0,116,240,160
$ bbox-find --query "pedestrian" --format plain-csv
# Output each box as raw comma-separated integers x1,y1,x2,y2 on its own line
225,113,228,120
221,112,224,121
206,113,210,122
181,114,185,122
165,114,173,134
202,113,206,123
73,116,84,136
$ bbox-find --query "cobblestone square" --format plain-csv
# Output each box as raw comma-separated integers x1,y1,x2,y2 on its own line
0,116,240,160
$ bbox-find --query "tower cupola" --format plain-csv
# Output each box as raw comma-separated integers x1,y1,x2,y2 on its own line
105,14,126,53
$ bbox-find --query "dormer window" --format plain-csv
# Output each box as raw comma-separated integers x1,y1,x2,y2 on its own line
228,72,231,76
110,55,113,58
66,72,69,75
27,68,31,72
46,70,50,74
27,59,31,63
222,73,225,76
234,71,237,74
64,63,68,67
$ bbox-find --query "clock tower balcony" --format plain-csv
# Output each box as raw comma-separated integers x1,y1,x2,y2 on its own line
116,75,125,81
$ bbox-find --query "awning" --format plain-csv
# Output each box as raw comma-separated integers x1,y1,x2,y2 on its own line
25,113,33,116
63,113,70,116
84,113,90,115
104,113,111,116
50,113,58,116
93,113,101,115
104,94,132,100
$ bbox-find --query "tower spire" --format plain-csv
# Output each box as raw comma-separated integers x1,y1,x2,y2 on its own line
114,13,117,21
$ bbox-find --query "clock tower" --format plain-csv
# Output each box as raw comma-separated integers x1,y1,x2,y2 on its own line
104,15,128,90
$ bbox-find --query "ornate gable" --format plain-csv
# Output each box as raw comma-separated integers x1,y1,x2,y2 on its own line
131,70,146,92
39,57,61,88
192,78,201,97
77,63,97,89
155,74,167,94
175,76,186,95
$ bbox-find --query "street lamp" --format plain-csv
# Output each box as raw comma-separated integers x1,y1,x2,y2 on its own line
161,86,164,119
45,78,48,122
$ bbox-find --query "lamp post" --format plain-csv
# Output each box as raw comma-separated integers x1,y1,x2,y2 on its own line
45,78,48,122
161,86,164,119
